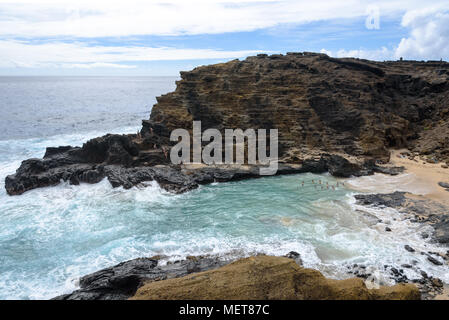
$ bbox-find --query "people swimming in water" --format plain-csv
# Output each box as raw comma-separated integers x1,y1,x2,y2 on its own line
297,179,343,191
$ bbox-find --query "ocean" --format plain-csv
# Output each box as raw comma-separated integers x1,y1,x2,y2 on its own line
0,77,448,299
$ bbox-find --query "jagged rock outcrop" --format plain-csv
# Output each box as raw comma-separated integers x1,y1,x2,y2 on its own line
438,182,449,192
4,134,195,195
355,191,449,245
53,255,229,300
130,255,420,300
5,52,449,195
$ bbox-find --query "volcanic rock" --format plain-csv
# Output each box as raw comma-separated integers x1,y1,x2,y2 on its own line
355,192,449,245
53,256,229,300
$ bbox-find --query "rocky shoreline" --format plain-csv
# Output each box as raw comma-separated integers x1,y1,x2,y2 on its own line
4,134,404,196
5,52,449,300
353,192,449,299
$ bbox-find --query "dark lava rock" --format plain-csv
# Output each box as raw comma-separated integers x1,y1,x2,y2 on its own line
355,191,449,246
284,251,303,266
6,145,381,196
431,278,444,288
354,191,406,208
431,216,449,244
438,182,449,189
427,256,443,266
52,256,229,300
388,267,408,283
372,166,405,176
324,154,363,177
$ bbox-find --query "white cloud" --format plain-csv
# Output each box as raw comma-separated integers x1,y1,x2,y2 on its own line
60,63,137,69
321,5,449,61
0,40,264,68
0,0,446,38
321,47,394,61
395,8,449,60
1,0,448,70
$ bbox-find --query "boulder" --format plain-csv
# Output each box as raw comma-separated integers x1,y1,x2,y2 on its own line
438,182,449,189
131,256,420,300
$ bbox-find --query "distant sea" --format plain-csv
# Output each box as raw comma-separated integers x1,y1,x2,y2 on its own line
0,76,178,140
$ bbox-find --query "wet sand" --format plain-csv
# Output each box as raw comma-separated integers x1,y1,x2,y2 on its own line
389,149,449,205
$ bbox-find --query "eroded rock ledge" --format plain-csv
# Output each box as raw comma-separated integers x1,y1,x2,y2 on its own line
131,256,420,300
4,133,403,195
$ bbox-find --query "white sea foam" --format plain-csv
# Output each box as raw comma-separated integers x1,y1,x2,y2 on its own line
346,172,432,195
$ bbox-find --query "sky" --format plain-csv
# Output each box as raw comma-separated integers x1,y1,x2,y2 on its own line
0,0,448,76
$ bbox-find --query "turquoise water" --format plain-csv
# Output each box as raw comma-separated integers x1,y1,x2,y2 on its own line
1,129,449,299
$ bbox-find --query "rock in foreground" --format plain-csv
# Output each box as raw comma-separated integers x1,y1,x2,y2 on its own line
130,256,420,300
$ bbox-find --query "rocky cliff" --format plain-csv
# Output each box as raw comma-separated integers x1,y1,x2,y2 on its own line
5,52,449,195
147,52,449,162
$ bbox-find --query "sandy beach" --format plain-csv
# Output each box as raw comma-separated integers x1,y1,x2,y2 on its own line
388,149,449,205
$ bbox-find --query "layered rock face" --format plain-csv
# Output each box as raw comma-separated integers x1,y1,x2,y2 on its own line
147,52,449,163
5,53,449,195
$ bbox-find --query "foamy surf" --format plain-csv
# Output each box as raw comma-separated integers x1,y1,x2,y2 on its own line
346,172,433,195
